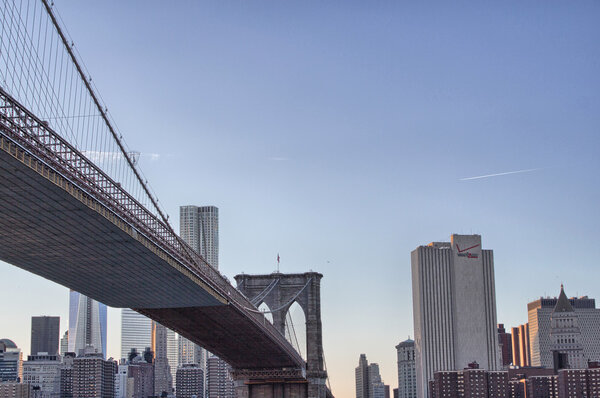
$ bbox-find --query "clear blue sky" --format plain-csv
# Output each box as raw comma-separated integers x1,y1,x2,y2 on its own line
1,2,599,397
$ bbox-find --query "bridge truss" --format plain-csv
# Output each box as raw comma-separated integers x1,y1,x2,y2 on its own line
0,0,304,370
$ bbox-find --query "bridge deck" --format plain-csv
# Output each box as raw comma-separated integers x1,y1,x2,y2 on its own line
0,136,300,369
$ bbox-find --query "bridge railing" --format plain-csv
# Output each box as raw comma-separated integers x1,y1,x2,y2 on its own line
0,86,304,368
0,0,303,367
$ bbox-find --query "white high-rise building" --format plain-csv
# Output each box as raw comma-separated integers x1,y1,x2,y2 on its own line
396,339,416,398
411,234,500,398
68,291,107,358
180,205,219,269
179,205,220,384
166,329,178,391
120,309,152,360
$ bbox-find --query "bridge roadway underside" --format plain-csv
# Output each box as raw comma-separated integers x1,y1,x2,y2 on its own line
0,140,298,369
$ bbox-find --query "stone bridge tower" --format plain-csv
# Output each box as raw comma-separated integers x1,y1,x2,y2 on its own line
234,272,331,398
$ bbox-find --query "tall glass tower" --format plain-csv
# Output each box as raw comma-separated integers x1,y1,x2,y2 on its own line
120,308,152,360
68,291,107,358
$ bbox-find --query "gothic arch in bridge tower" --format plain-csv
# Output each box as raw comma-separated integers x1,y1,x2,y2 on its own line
257,302,274,324
285,301,307,360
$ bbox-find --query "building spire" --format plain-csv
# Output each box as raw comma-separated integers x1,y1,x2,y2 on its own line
554,284,574,313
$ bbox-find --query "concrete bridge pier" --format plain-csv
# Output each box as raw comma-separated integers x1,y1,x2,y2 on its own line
231,369,308,398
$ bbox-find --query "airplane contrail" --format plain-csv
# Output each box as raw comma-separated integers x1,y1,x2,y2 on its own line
459,168,541,181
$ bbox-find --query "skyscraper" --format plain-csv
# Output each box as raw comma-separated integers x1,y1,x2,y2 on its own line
179,205,221,390
120,309,152,361
412,234,500,398
528,286,600,368
497,324,512,368
355,355,389,398
31,316,60,356
68,291,107,359
178,339,204,367
179,205,218,269
549,285,586,369
356,354,370,398
166,329,178,392
511,324,531,367
152,322,172,396
396,339,416,398
368,363,386,398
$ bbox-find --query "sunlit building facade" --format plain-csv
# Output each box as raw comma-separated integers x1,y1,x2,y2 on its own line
412,234,500,398
528,286,600,368
397,339,416,398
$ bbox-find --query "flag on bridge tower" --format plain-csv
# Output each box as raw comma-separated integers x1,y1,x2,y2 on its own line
277,253,280,272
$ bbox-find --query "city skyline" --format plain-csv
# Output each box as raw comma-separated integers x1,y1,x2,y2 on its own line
1,2,599,397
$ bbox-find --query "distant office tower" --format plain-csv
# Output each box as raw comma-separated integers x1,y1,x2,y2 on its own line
179,205,220,383
31,317,60,356
355,354,389,398
511,324,530,367
206,355,234,398
22,353,61,398
412,234,500,398
528,285,600,368
71,347,116,398
368,363,386,398
166,329,178,391
0,339,22,382
59,332,68,357
356,354,370,398
176,364,204,398
396,339,416,398
68,291,107,359
120,309,152,361
549,285,586,369
497,324,512,368
178,339,204,367
152,322,172,396
180,205,218,268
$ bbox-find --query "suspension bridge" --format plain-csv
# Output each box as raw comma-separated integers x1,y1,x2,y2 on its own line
0,1,332,397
